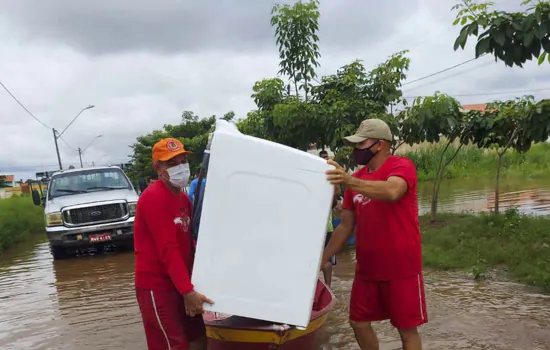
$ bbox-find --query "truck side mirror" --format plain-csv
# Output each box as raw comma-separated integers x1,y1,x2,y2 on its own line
32,190,41,206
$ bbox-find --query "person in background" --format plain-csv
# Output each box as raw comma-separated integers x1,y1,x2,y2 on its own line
134,138,213,350
322,119,426,350
319,150,341,287
189,168,206,204
147,174,158,186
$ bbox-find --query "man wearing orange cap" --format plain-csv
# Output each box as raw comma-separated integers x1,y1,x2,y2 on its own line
134,138,214,350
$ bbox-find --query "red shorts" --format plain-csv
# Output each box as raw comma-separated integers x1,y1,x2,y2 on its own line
349,274,428,329
136,287,206,350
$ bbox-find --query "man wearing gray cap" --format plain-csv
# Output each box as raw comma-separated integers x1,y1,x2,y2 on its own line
322,119,426,350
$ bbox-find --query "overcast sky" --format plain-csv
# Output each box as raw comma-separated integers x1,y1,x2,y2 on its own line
1,0,548,181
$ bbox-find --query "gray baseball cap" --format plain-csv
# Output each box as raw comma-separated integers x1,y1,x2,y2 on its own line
343,119,393,144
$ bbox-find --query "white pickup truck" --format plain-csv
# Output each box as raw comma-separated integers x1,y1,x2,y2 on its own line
32,166,139,260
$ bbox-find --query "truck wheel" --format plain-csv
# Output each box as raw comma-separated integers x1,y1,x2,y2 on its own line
50,244,70,260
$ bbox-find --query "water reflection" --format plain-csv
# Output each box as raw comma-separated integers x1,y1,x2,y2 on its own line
418,178,550,215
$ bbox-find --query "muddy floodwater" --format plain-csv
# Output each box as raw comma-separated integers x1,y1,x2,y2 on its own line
1,179,550,349
1,238,550,350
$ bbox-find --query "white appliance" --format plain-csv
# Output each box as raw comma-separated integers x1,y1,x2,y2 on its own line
191,120,333,328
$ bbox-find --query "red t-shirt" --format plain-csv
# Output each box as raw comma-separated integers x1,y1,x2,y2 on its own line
343,156,422,281
134,180,195,295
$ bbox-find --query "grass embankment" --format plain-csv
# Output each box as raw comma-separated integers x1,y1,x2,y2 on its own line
421,210,550,291
0,195,44,254
404,142,550,182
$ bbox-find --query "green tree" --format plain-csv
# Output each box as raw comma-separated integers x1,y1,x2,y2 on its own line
240,2,411,168
400,93,488,221
236,78,288,143
222,111,236,122
316,54,410,169
128,111,222,184
271,0,321,101
0,175,5,188
477,97,550,213
452,0,550,67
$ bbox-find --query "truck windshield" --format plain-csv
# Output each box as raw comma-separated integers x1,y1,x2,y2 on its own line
48,168,131,199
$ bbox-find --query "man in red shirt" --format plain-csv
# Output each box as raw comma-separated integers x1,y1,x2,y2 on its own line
322,119,427,350
134,138,213,350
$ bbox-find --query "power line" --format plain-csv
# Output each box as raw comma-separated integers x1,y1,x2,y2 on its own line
402,56,485,87
59,136,78,152
0,158,132,171
402,58,495,93
312,56,485,90
403,87,550,99
0,80,52,130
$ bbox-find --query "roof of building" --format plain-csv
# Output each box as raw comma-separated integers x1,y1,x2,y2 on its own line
461,103,488,111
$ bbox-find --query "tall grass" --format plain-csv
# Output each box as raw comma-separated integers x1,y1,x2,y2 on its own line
0,195,44,254
404,142,550,182
421,210,550,291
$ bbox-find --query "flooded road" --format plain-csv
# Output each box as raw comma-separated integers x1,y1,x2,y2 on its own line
2,239,550,350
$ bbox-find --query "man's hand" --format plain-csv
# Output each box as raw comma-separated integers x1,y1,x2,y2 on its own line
326,160,353,186
183,291,214,317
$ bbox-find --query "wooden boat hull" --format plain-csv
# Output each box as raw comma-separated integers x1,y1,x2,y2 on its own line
204,279,335,350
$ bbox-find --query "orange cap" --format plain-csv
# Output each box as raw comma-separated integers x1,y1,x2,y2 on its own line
152,138,192,163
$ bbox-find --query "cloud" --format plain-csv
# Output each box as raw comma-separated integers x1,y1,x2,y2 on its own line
2,0,417,55
1,0,549,182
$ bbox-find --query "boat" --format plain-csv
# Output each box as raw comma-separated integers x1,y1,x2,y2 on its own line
204,279,336,350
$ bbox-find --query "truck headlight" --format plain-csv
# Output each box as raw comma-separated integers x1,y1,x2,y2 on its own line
128,202,137,216
45,212,63,227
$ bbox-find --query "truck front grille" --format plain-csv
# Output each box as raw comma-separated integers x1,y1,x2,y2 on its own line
63,203,128,226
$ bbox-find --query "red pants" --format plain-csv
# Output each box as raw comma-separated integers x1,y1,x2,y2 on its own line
136,287,206,350
350,274,428,329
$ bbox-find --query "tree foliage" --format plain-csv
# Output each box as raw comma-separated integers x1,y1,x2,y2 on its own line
128,111,220,184
452,0,550,67
271,0,321,100
398,93,492,221
238,52,411,164
0,175,5,188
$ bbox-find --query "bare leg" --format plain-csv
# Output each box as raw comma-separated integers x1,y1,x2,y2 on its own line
350,321,379,350
322,261,333,287
189,337,207,350
398,327,422,350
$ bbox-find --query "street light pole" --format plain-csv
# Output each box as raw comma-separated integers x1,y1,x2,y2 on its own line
78,135,102,168
58,105,95,138
52,128,63,170
53,105,95,170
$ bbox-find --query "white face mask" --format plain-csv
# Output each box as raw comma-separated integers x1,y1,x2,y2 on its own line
166,163,190,188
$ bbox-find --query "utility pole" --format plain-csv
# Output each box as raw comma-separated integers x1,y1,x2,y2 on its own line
78,148,83,168
52,105,95,171
52,128,63,170
77,134,102,169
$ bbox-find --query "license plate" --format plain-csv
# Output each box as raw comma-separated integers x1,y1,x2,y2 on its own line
89,233,112,243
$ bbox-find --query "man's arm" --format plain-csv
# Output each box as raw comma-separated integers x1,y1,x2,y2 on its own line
321,209,355,264
347,176,408,202
144,199,194,295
